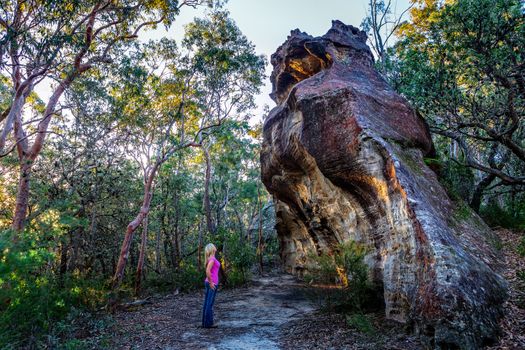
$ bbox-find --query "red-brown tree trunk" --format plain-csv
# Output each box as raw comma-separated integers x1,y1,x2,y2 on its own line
112,164,158,292
12,160,32,232
135,214,148,294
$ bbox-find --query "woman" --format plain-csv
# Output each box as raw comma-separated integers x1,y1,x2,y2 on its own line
202,243,221,328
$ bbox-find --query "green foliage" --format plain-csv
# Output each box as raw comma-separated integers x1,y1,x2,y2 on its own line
261,232,280,266
452,201,472,223
217,228,256,287
48,308,113,350
0,230,107,348
305,241,374,312
480,202,525,230
304,251,338,285
145,261,203,293
389,0,525,214
346,313,375,335
224,269,246,288
173,262,204,292
1,6,270,347
440,160,475,203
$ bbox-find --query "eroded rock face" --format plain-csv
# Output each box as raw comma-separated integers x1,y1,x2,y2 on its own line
261,20,507,349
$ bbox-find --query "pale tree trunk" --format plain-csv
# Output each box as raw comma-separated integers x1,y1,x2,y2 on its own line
11,79,70,232
159,180,169,270
197,219,203,271
173,225,180,268
135,214,148,294
202,146,215,235
171,192,181,267
0,92,26,153
155,227,161,272
234,208,245,242
257,188,264,274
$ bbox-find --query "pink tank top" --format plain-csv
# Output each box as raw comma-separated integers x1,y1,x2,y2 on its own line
205,256,220,285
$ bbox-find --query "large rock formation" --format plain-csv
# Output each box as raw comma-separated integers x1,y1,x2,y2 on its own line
261,21,507,349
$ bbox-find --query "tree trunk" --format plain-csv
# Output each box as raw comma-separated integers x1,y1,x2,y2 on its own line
59,242,68,278
98,255,107,276
173,226,180,268
69,229,80,273
0,93,26,153
234,208,245,242
135,214,148,295
171,192,181,268
203,146,215,235
11,80,69,232
155,227,161,272
257,189,264,274
112,165,158,292
197,219,203,271
12,160,32,232
470,173,496,213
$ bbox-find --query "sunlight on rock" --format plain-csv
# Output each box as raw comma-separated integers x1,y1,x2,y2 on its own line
261,20,508,349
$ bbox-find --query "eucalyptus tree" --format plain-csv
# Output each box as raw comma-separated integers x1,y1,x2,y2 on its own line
182,10,266,235
392,0,525,211
360,0,413,74
0,0,210,232
111,11,265,293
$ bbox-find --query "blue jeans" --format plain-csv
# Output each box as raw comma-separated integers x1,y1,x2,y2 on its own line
202,281,217,327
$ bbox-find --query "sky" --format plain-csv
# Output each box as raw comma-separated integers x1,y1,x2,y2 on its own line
36,0,411,123
152,0,412,122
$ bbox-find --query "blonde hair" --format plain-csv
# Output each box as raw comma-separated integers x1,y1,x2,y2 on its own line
204,243,217,262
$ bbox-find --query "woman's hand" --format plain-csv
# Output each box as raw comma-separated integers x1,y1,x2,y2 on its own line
209,281,216,290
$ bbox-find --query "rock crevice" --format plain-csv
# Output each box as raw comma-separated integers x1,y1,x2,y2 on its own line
261,20,507,349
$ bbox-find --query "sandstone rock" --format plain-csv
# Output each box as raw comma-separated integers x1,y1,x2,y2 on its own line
261,20,507,349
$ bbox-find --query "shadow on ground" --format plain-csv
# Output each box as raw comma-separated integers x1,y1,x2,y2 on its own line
103,272,422,349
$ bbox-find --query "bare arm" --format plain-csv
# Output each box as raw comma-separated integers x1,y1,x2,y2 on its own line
206,258,216,290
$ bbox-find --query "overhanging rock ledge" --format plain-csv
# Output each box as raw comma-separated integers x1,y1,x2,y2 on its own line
261,20,507,349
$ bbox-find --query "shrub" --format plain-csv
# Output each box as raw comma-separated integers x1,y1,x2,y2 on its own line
49,307,113,349
144,258,204,294
173,261,203,292
346,313,375,335
216,227,256,287
334,241,372,310
440,160,475,203
225,268,246,288
261,235,280,268
305,241,374,312
304,251,338,285
0,230,107,348
480,202,525,230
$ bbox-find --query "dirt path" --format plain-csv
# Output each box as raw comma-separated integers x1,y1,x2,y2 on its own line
105,273,423,350
108,274,316,350
92,230,524,349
